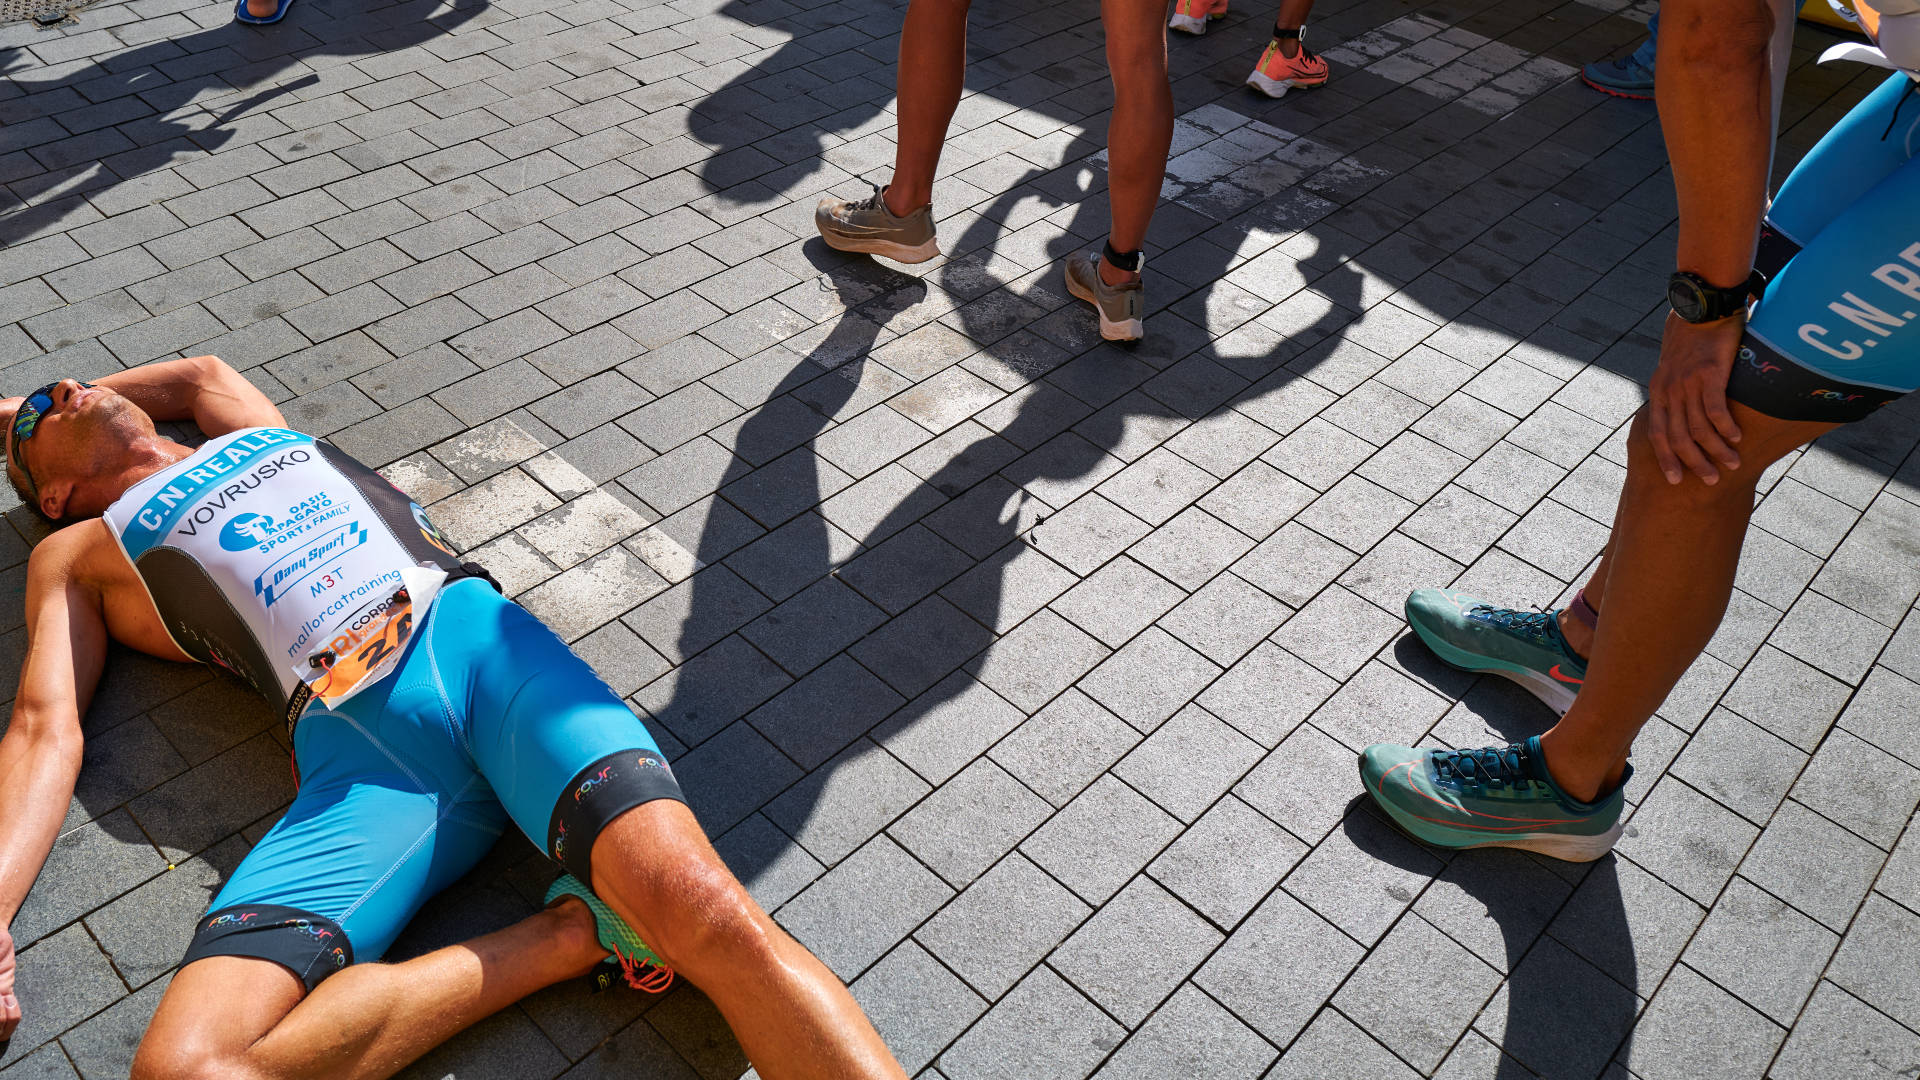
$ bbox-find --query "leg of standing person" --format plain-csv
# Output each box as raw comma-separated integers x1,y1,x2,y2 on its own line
1360,69,1920,858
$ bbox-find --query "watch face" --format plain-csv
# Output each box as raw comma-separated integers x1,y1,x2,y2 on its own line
1668,277,1704,321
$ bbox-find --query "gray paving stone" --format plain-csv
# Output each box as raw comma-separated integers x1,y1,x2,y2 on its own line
1148,793,1305,930
1285,806,1444,946
1335,913,1503,1074
1614,776,1759,904
1827,894,1920,1033
937,966,1123,1080
1669,708,1806,825
1412,847,1573,973
1231,520,1360,608
1769,589,1895,686
1548,854,1704,992
1839,666,1920,768
1473,935,1642,1080
1078,629,1223,735
988,689,1141,809
1739,800,1886,932
1770,981,1920,1080
1680,877,1837,1025
1197,641,1340,749
1268,1007,1418,1080
850,942,988,1077
889,758,1050,888
2,924,123,1068
1269,585,1403,682
1088,984,1275,1080
1621,964,1783,1080
748,654,905,772
778,835,952,983
871,670,1026,787
917,851,1090,1001
1021,774,1182,907
969,609,1109,714
1790,729,1920,849
1049,556,1184,648
8,809,165,948
1049,876,1222,1027
765,738,929,868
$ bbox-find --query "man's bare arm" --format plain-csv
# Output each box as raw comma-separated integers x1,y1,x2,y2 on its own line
97,355,286,436
1646,0,1778,483
0,529,112,1039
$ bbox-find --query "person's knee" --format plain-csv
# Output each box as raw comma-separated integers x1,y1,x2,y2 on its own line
631,860,775,974
1623,409,1761,507
131,1036,261,1080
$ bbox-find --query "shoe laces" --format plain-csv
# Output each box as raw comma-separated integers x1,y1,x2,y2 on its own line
610,943,675,993
1468,603,1558,645
851,182,891,216
1430,743,1542,792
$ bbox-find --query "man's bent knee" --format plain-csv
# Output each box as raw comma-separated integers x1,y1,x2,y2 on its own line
588,803,780,977
642,862,773,974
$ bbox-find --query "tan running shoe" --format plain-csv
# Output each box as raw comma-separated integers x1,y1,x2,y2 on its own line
814,185,939,263
1064,250,1145,341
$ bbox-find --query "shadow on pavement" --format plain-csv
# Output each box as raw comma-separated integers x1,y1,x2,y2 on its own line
0,0,491,251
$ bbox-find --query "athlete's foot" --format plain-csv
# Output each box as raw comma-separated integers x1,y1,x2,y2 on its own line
1360,736,1631,862
1065,250,1145,341
1098,256,1140,287
1404,588,1588,714
1169,0,1228,34
545,874,675,992
814,183,940,264
1246,31,1330,98
537,895,613,980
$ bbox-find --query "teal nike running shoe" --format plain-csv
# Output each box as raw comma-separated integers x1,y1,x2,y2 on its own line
1360,737,1629,862
545,874,674,993
1405,588,1587,714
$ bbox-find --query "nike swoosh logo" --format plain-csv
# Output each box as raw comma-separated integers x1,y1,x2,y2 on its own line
1550,664,1584,685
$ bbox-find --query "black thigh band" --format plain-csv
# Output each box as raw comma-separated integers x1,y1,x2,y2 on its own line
547,748,686,883
180,903,354,992
1725,334,1906,424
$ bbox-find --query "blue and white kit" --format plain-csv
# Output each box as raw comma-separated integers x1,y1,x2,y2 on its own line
1726,6,1920,422
100,429,682,990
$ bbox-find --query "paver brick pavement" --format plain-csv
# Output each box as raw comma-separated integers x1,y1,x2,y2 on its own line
2,0,1918,1076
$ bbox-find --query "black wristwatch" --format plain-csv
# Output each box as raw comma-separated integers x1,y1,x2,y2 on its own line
1667,270,1760,323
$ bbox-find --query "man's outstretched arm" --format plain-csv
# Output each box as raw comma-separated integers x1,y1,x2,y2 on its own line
0,527,112,1040
96,355,285,436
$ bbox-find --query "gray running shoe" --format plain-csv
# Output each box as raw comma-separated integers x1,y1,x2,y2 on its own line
814,185,939,264
1064,250,1145,341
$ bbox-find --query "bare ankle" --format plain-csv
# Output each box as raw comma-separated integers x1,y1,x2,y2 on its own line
1098,257,1140,286
542,896,608,973
1556,609,1592,661
882,184,927,219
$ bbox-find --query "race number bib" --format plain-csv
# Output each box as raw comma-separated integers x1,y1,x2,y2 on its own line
293,566,445,708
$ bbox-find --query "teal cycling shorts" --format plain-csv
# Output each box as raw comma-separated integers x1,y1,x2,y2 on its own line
1729,72,1920,421
179,577,683,989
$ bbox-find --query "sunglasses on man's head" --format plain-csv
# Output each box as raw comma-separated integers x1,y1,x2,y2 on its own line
8,381,95,498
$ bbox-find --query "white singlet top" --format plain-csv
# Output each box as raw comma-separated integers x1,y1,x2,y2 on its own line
100,428,464,717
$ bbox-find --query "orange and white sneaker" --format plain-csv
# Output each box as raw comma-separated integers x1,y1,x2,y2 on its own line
1245,32,1330,97
1169,0,1228,34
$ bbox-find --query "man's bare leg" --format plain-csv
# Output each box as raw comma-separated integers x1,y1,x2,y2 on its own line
133,899,606,1080
1534,402,1838,801
1097,0,1172,286
587,800,907,1080
883,0,969,218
